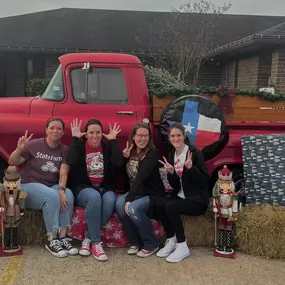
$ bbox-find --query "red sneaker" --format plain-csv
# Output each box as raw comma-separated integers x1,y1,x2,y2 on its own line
91,242,108,261
136,247,159,258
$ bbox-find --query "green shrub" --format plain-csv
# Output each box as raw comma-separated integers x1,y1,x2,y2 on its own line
26,78,51,97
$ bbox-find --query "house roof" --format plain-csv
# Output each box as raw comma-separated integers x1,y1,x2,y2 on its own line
1,8,285,54
206,21,285,59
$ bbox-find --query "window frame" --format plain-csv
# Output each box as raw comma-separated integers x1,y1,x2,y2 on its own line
41,65,65,102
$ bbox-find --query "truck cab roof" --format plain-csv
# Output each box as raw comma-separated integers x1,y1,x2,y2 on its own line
59,53,143,67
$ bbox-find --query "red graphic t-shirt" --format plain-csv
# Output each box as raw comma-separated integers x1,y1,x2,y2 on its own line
85,142,104,184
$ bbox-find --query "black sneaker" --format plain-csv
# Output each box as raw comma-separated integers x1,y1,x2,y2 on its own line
45,238,67,258
60,237,79,255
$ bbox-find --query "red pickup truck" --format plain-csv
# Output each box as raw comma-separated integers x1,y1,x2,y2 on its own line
1,53,285,191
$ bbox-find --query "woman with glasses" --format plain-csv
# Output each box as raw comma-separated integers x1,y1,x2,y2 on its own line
115,121,166,258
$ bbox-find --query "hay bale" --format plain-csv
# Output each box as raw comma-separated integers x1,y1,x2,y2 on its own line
236,205,285,259
183,214,215,247
183,207,215,247
19,209,46,245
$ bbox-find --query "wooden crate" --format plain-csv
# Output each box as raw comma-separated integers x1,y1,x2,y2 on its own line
152,94,285,123
152,95,176,122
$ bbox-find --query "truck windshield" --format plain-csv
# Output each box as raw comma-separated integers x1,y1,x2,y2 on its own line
41,65,65,101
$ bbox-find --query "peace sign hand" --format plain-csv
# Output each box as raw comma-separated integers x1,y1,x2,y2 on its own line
103,122,121,140
184,152,193,169
122,141,134,158
70,118,86,138
159,156,174,174
17,130,33,151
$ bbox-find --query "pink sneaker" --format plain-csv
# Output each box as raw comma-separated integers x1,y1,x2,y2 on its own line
91,242,108,261
137,247,159,258
79,238,91,256
127,246,139,255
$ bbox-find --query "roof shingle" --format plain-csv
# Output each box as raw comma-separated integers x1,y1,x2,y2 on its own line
1,8,285,53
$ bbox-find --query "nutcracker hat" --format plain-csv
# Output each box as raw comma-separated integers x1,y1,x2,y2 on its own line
4,165,20,181
218,165,232,181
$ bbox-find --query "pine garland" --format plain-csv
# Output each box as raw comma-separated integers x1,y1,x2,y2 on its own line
144,65,285,102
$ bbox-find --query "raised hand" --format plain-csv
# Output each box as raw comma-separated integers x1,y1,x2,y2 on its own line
17,130,33,150
70,118,86,138
103,122,121,140
122,141,134,158
184,152,192,169
159,156,174,174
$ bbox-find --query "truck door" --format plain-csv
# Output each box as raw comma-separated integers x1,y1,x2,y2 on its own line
52,63,137,149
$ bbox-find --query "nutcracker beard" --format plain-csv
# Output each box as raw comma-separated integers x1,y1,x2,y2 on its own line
8,195,14,207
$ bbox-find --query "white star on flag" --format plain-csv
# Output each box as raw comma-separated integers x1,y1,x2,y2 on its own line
183,122,195,134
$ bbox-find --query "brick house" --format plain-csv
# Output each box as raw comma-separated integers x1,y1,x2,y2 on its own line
206,22,285,93
1,8,285,97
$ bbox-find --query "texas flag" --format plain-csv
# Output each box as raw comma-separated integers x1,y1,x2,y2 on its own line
168,100,222,150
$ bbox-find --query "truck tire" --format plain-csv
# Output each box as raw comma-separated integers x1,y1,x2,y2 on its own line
159,94,228,161
0,157,8,182
232,166,246,207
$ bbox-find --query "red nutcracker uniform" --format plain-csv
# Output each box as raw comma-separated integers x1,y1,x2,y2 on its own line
212,165,239,258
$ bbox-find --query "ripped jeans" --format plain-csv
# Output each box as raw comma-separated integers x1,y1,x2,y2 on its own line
115,192,158,250
21,183,74,236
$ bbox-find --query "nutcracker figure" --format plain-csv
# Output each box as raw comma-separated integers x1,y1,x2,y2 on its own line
0,165,27,256
212,165,240,259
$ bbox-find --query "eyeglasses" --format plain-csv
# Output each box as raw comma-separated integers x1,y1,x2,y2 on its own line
135,134,149,139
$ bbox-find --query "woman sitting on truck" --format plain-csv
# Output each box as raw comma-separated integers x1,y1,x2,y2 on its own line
9,117,78,258
66,118,124,261
115,121,166,258
156,123,209,263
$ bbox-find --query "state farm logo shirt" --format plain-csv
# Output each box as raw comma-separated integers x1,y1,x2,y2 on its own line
20,138,68,186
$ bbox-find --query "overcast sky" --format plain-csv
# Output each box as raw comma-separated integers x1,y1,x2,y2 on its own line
0,0,284,18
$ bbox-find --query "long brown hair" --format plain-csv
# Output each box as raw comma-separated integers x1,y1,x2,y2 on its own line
128,122,155,161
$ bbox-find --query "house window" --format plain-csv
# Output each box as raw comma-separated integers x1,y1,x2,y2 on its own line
71,67,129,105
26,59,34,81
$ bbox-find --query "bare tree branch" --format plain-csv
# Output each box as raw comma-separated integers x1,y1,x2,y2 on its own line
145,0,232,84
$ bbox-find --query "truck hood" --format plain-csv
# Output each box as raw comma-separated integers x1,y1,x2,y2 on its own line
0,97,36,117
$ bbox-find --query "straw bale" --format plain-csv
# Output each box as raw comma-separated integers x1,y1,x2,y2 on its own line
235,205,285,259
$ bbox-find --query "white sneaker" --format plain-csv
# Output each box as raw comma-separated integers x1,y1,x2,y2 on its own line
127,246,139,255
166,241,190,263
79,238,91,256
157,236,177,258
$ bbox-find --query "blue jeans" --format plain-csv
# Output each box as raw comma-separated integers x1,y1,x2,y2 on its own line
76,187,116,243
21,183,74,236
115,192,158,250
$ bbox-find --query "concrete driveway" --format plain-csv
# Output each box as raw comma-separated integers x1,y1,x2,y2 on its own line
0,246,285,285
